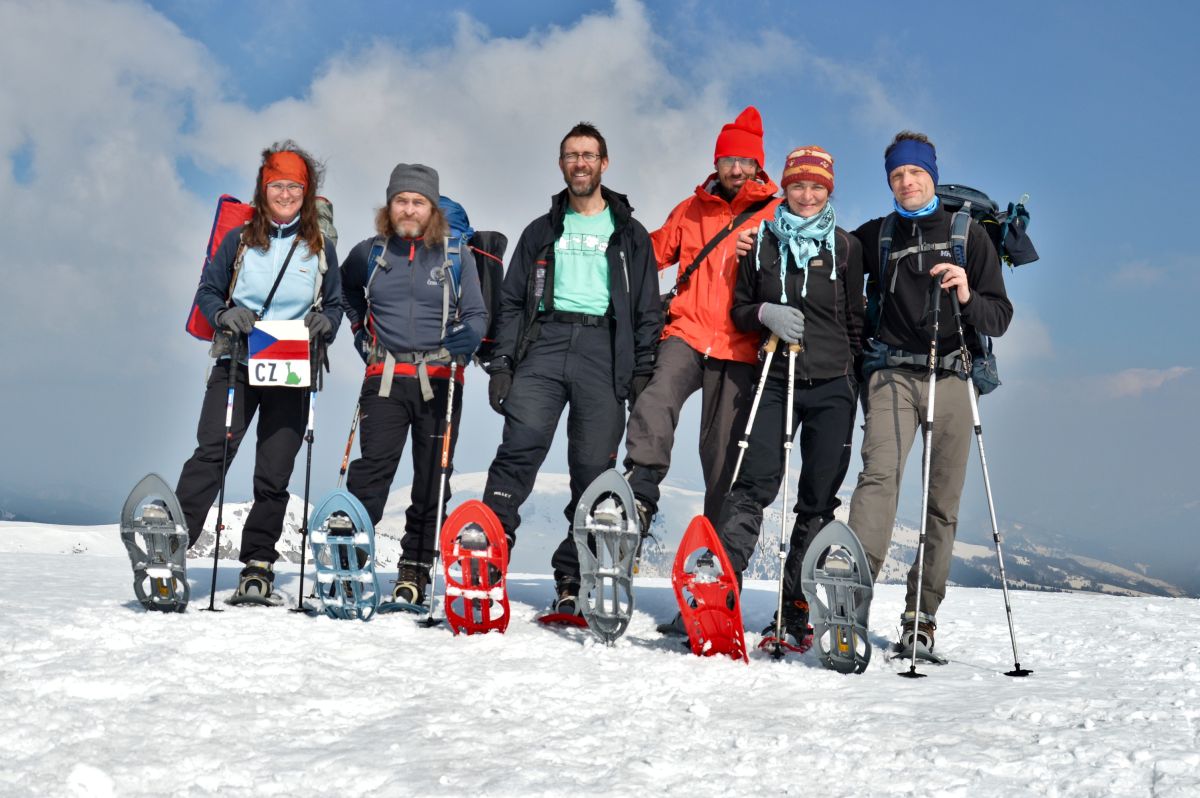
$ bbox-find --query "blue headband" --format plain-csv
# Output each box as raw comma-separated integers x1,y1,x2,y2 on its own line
884,139,938,187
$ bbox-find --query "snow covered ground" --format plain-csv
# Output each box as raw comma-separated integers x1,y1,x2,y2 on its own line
2,522,1199,797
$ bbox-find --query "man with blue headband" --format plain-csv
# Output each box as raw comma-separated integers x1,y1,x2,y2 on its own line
848,131,1013,657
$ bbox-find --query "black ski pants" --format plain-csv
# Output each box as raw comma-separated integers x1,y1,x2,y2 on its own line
624,335,755,521
716,374,858,601
483,322,625,587
346,375,463,568
176,360,307,565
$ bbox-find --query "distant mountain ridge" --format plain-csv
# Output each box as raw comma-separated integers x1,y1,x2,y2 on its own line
181,472,1192,599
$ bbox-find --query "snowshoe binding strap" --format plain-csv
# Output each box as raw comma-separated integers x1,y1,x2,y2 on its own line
227,560,284,607
307,490,381,621
572,469,639,646
892,611,947,664
800,520,874,674
120,473,190,613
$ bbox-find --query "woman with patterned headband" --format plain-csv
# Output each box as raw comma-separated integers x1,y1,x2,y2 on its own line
716,145,864,650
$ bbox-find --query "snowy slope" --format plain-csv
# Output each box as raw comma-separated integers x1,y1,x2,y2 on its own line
2,520,1200,797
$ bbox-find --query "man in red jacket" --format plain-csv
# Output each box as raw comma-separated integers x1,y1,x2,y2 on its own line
624,106,781,533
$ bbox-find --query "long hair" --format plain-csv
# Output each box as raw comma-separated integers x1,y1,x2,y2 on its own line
243,140,325,256
373,203,451,247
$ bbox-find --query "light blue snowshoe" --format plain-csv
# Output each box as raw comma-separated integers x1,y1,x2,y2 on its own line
308,490,381,621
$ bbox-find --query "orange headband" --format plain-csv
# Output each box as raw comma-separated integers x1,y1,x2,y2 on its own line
262,151,308,190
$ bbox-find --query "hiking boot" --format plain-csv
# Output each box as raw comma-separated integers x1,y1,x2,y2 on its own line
234,560,277,602
554,579,582,616
657,610,687,637
899,611,936,652
393,560,431,605
634,498,653,537
761,599,813,650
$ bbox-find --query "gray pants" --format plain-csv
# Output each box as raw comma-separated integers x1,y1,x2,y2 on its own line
624,336,755,521
848,367,975,617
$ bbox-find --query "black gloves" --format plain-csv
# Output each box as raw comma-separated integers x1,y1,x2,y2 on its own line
216,307,256,335
628,373,651,407
443,321,482,357
488,370,513,414
304,311,333,341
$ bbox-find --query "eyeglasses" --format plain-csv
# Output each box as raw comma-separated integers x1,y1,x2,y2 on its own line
716,157,758,172
266,182,305,194
561,152,602,164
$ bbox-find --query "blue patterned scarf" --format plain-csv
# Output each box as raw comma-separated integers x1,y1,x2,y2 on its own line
894,194,939,218
758,202,836,302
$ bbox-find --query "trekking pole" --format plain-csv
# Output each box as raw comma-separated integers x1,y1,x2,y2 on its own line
420,359,459,629
769,342,801,659
336,403,361,488
291,341,322,614
728,334,780,491
950,294,1031,678
203,334,240,613
901,279,943,678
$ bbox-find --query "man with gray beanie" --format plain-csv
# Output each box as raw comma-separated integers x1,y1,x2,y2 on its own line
340,163,488,607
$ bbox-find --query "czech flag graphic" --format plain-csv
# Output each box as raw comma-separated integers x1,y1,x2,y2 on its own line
248,319,310,387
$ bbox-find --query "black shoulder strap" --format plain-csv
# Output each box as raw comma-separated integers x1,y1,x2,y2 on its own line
257,237,301,319
668,197,773,299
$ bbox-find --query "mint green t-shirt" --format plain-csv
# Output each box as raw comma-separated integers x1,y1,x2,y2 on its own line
544,207,613,316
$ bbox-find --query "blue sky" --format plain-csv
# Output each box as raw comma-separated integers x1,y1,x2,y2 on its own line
2,1,1196,588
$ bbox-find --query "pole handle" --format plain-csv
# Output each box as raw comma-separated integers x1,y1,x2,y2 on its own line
763,333,780,354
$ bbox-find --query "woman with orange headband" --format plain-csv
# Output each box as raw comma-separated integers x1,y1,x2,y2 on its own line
175,140,342,605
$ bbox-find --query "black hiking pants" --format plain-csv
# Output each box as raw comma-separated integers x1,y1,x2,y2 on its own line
482,322,625,587
346,375,463,568
624,335,756,521
176,360,306,565
715,374,858,601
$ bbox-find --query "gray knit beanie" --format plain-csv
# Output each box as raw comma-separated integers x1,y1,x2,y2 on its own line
386,163,439,206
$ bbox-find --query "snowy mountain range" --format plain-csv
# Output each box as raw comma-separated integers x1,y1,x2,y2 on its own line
168,472,1193,599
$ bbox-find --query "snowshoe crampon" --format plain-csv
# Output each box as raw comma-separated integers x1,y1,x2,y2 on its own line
307,490,381,621
440,500,509,635
671,516,748,662
572,469,639,645
120,474,190,612
800,520,873,674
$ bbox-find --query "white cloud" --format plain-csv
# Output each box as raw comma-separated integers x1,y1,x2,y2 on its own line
1110,260,1168,285
1101,367,1192,398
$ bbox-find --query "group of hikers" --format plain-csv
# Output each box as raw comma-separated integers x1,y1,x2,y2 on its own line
173,105,1012,653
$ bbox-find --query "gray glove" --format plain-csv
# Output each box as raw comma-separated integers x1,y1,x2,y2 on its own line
758,303,805,344
304,311,333,341
216,306,257,335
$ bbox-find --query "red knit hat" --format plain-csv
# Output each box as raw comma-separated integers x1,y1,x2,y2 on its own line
780,145,834,193
713,106,765,168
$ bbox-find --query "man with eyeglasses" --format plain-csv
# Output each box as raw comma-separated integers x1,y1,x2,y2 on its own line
481,122,661,615
622,106,781,559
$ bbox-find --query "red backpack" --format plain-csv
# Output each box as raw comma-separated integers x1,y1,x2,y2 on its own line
184,195,255,341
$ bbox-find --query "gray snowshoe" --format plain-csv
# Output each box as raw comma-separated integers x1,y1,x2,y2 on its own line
572,469,639,645
800,520,874,674
120,473,190,612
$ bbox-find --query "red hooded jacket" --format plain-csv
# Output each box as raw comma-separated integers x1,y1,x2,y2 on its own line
651,173,781,363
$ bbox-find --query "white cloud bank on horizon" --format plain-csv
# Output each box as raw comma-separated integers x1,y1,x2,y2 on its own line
1100,366,1192,398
